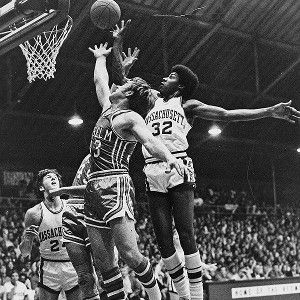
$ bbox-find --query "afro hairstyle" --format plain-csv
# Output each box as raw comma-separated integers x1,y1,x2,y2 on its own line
171,65,199,100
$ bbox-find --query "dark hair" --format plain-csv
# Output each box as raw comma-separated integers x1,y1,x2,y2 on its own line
171,65,199,99
34,169,62,198
127,77,155,118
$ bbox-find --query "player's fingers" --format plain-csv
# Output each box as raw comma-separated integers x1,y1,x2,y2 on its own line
285,118,295,124
104,42,108,48
290,107,300,117
122,52,127,59
128,47,132,56
88,47,94,52
284,100,292,106
133,48,140,57
125,19,131,27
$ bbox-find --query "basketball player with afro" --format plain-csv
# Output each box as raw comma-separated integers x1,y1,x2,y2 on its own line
112,20,300,300
86,41,184,300
20,169,82,300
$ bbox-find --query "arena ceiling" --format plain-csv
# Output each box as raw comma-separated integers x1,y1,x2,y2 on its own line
0,0,299,185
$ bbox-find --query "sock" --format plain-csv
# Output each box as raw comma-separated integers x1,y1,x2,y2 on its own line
102,267,125,300
162,252,190,299
185,252,203,300
134,257,161,300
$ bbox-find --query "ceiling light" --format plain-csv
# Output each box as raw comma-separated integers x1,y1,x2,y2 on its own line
68,115,83,126
297,148,300,153
208,125,222,136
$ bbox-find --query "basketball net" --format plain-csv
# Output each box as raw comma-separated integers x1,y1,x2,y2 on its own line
19,16,73,82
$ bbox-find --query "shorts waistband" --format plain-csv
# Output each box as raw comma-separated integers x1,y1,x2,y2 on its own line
88,169,128,180
145,151,187,164
41,257,70,263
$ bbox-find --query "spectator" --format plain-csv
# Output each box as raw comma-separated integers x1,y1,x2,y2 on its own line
269,263,284,279
214,266,231,281
3,270,28,300
0,266,10,286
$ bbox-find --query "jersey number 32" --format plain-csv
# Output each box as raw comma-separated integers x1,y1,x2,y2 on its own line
152,121,172,136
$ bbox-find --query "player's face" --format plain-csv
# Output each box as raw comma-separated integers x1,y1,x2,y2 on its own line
41,172,60,192
159,72,180,96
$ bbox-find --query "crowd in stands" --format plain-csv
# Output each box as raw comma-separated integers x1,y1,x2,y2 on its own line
0,184,299,299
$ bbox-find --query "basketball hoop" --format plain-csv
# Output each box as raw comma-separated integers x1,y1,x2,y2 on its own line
18,15,73,82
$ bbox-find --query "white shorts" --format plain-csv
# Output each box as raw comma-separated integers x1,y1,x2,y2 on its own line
143,156,195,193
39,258,78,293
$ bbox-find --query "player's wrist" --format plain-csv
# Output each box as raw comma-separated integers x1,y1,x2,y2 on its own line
95,55,107,60
268,106,276,118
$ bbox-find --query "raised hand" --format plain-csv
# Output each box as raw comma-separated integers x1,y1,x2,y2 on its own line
122,47,140,77
89,42,112,59
112,19,132,39
271,100,300,124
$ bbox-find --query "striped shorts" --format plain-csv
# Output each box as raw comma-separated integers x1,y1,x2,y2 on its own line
144,156,196,193
84,169,135,229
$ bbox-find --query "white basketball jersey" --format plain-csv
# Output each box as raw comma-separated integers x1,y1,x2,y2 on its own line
142,96,191,163
38,201,69,260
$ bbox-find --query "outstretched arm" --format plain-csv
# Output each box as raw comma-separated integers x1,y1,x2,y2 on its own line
184,99,300,123
89,42,112,112
48,185,86,197
19,207,41,258
111,20,140,86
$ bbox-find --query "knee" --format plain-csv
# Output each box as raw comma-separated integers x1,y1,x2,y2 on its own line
119,248,141,269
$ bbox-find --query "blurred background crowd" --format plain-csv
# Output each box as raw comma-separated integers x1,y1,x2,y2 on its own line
0,181,299,299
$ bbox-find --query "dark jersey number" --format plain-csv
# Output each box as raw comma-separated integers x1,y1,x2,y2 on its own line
50,240,65,252
50,239,59,252
152,121,172,136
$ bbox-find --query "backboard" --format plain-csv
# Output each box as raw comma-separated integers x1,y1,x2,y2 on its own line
0,0,70,56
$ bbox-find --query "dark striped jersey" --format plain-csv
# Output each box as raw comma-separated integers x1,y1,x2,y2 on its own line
89,108,137,173
72,154,91,186
64,154,92,226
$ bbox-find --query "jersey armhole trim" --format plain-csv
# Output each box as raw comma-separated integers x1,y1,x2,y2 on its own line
110,110,138,143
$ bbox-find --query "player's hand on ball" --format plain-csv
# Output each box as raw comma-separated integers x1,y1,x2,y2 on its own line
112,19,131,39
89,42,112,58
271,100,300,124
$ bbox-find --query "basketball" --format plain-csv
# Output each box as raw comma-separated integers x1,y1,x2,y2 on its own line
90,0,121,29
